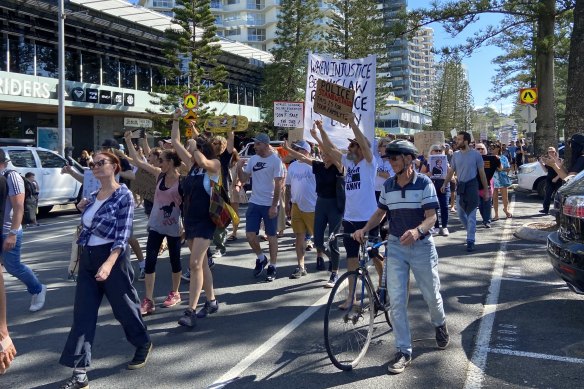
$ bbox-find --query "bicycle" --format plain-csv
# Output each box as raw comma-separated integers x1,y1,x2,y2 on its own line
323,233,392,371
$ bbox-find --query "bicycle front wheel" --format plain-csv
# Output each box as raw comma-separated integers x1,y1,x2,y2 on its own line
324,270,375,371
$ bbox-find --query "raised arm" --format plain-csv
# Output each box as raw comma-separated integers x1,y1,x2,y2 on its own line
282,140,314,165
227,130,235,154
170,109,193,169
140,132,151,156
192,147,220,176
124,132,161,176
314,120,342,165
349,115,372,163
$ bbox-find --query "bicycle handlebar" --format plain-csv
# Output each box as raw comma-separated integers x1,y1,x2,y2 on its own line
328,233,386,249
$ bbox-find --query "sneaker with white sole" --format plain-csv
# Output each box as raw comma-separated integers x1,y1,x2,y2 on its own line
140,298,155,315
162,291,181,308
289,267,307,279
30,284,47,312
324,272,338,288
440,227,450,236
387,351,411,374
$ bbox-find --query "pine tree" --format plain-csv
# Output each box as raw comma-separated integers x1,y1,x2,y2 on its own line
431,59,474,135
150,0,228,126
260,0,323,127
325,0,391,111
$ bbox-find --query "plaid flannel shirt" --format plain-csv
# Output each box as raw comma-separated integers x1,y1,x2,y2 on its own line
77,184,134,252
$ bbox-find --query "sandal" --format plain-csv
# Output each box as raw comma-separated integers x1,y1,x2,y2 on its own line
492,217,499,222
505,212,513,218
227,235,238,241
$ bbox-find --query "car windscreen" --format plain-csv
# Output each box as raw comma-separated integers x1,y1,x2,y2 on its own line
6,150,37,168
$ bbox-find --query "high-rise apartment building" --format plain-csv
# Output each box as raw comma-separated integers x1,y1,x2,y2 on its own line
380,0,435,109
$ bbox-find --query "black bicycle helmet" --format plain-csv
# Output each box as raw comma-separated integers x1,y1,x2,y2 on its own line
383,140,419,158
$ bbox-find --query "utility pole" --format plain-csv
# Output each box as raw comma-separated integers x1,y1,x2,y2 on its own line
58,0,66,157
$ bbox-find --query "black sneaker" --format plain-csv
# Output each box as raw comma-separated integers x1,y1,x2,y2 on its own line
59,375,89,389
387,351,411,374
289,267,307,279
178,308,196,328
539,209,549,214
181,269,191,281
253,256,268,278
196,299,219,318
316,257,325,271
128,341,153,369
266,265,276,282
435,323,450,349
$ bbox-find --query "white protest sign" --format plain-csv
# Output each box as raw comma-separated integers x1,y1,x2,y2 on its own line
274,101,304,128
304,53,376,149
414,131,444,156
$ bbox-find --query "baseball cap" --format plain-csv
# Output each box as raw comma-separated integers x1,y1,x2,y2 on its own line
347,138,371,148
101,138,120,150
163,139,172,144
252,133,270,144
293,140,311,153
0,149,9,164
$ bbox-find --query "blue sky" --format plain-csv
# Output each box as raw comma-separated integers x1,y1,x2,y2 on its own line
408,0,515,113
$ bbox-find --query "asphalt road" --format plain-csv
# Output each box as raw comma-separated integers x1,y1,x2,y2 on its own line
2,190,583,389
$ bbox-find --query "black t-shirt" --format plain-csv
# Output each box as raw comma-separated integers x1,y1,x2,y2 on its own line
312,160,341,199
570,155,584,174
219,149,232,191
478,155,501,189
118,157,133,186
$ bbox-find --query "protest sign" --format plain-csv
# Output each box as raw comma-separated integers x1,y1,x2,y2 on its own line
274,101,304,128
82,170,100,198
132,169,157,202
414,131,445,156
288,128,304,143
450,129,457,140
304,53,376,149
204,114,248,132
428,155,448,180
313,80,354,125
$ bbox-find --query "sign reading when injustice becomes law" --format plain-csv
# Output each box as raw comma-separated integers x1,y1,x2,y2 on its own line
274,101,304,128
414,131,445,157
313,79,355,125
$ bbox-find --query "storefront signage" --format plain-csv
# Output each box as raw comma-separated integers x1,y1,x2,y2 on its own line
0,76,51,99
99,90,112,104
124,93,135,106
124,117,153,128
113,92,123,104
70,87,85,101
86,88,98,103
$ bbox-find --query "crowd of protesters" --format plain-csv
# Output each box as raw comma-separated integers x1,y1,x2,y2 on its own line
4,110,584,384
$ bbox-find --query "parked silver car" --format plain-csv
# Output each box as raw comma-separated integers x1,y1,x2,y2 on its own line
0,146,83,215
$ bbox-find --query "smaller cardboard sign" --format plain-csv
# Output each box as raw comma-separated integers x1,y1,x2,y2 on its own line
414,131,445,156
428,155,448,180
288,128,304,143
82,170,101,198
132,169,157,202
274,101,304,128
313,79,354,124
205,114,249,132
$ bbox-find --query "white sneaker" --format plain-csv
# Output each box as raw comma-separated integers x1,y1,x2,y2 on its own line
30,284,47,312
440,228,450,237
430,228,439,236
212,250,225,258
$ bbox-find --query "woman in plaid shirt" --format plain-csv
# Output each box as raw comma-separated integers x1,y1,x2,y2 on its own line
58,151,152,389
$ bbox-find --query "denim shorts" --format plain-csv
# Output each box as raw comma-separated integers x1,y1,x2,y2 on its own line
246,202,278,236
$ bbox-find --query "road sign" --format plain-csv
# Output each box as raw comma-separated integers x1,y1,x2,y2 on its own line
183,109,197,125
519,105,537,122
519,87,538,105
185,126,192,138
183,93,198,109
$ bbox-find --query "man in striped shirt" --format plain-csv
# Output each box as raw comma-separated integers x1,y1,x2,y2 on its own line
353,140,449,375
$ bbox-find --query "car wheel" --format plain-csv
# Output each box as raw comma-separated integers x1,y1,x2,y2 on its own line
535,179,546,198
37,206,53,217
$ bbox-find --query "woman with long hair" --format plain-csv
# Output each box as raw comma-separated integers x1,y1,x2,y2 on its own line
124,132,184,315
59,151,151,389
492,143,513,220
170,111,220,327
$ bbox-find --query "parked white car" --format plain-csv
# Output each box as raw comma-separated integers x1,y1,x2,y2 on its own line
517,161,547,197
0,146,83,215
238,140,284,161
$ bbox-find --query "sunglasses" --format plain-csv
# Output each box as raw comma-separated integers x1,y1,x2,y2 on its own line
89,160,113,169
431,149,443,152
385,155,402,161
476,148,486,151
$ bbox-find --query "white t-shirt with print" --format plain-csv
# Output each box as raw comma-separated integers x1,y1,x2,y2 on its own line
286,161,317,212
244,153,285,206
342,155,378,222
374,154,394,192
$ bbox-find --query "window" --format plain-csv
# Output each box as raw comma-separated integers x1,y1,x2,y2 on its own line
136,64,151,92
225,28,241,37
0,35,6,71
246,87,254,106
247,13,265,25
227,0,239,4
7,150,37,168
247,28,265,42
65,49,81,81
82,52,100,84
102,56,119,87
153,0,174,7
247,0,264,9
37,150,66,168
36,41,58,78
120,60,135,89
228,84,238,104
8,36,34,75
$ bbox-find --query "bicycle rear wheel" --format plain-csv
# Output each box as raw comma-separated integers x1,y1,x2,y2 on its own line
324,270,375,371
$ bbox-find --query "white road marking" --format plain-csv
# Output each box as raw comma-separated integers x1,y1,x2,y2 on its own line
500,277,565,286
208,291,332,389
488,348,584,364
463,195,515,389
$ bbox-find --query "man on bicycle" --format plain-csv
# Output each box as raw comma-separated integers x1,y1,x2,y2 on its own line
353,140,449,374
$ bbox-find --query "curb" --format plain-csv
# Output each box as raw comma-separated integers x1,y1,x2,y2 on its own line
513,222,557,243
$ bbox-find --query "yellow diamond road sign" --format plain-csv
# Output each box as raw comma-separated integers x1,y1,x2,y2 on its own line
183,93,198,109
519,88,538,105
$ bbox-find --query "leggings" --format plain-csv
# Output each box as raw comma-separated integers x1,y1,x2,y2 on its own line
144,229,182,274
313,197,343,270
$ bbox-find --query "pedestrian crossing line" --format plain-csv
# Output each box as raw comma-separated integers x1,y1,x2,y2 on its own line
500,277,566,286
463,195,516,389
488,347,584,364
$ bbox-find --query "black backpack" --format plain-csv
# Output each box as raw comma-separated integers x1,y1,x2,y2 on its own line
3,170,32,199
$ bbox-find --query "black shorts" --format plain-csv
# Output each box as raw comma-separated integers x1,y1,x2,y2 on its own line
342,220,368,258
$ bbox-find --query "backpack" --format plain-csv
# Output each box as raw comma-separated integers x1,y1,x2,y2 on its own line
3,170,32,199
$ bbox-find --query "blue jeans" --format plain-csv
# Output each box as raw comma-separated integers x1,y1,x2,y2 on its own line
435,189,450,229
457,196,477,243
386,235,446,355
478,196,492,225
2,230,43,295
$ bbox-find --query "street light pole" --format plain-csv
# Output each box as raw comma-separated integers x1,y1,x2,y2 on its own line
58,0,66,157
